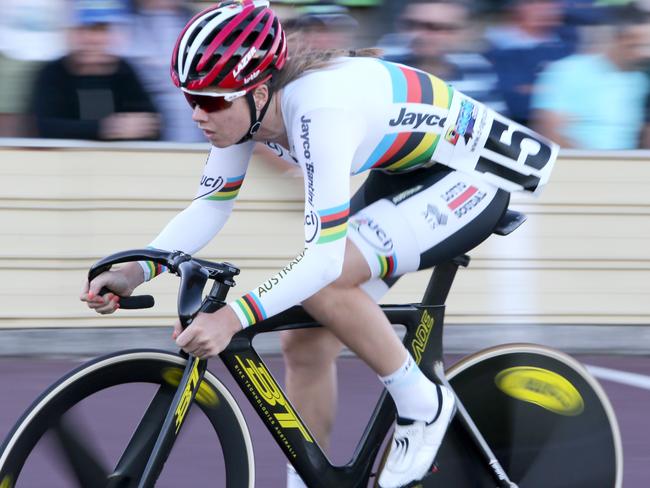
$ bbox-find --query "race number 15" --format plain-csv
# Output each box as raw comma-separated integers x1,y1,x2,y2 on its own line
475,119,553,192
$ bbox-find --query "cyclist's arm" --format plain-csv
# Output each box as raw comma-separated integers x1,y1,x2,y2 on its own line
228,107,365,327
139,142,255,281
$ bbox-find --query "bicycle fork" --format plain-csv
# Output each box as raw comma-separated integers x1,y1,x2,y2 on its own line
433,362,519,488
103,354,207,488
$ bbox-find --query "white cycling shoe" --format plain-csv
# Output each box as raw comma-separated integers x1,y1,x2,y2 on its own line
378,385,456,488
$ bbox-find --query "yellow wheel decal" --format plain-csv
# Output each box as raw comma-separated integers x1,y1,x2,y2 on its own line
495,366,584,416
162,367,219,408
0,475,14,488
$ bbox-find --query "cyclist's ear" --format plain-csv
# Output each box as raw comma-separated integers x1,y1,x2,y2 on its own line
252,84,270,112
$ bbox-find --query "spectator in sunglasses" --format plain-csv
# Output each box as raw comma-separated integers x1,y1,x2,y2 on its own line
379,0,506,112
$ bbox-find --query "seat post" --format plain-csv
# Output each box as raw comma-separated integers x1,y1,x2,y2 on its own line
421,255,470,306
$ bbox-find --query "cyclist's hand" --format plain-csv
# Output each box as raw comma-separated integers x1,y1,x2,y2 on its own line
174,306,243,359
81,264,143,314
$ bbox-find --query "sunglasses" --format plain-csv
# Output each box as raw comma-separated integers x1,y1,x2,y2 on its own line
401,19,464,32
183,92,234,113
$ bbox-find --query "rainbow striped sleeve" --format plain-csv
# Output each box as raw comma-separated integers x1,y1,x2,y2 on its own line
204,174,245,201
317,202,350,244
233,292,268,327
356,61,454,174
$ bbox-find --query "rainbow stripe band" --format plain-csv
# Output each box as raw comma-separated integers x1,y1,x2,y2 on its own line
377,254,397,279
382,60,453,106
356,61,454,174
317,202,350,244
235,292,267,327
205,174,245,201
145,261,166,280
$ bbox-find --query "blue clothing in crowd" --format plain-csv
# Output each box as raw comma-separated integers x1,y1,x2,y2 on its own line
532,53,650,150
485,26,572,124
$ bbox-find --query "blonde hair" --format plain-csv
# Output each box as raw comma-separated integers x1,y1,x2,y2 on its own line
271,35,382,90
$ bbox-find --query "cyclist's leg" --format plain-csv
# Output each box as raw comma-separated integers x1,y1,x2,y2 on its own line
282,167,508,486
280,327,342,450
280,171,399,471
303,239,410,375
338,168,509,378
305,168,509,487
304,167,510,374
280,276,394,455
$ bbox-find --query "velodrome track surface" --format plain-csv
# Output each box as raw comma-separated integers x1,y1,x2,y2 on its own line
1,354,648,487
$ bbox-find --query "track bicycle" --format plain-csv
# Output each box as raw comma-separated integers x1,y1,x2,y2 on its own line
0,209,622,487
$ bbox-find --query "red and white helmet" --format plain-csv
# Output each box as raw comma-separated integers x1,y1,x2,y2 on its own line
171,0,287,98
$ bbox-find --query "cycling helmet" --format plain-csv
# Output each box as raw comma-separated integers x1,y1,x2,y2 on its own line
171,0,287,98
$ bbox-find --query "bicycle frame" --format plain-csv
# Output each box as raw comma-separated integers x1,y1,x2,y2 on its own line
222,305,425,487
214,258,515,488
88,250,516,488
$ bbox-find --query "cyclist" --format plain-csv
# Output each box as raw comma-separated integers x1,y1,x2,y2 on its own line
81,1,558,487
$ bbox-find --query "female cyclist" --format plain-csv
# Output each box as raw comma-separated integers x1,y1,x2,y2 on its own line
81,2,558,487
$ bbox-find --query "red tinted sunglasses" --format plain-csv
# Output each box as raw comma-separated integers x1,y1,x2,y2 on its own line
183,92,233,113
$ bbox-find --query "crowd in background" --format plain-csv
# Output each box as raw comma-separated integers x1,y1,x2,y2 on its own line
1,0,649,149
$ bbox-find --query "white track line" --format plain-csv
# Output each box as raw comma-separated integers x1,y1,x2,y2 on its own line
586,365,650,391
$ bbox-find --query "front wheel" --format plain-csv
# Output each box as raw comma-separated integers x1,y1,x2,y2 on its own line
0,349,255,488
432,344,622,487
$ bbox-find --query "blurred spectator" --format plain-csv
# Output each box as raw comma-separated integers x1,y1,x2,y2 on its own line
30,0,160,141
0,0,67,137
531,3,650,149
286,3,359,50
259,2,361,176
485,0,573,125
563,0,617,26
117,0,204,142
378,0,507,111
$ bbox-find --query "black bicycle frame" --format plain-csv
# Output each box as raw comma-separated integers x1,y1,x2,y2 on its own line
215,256,512,488
90,250,515,487
221,304,429,487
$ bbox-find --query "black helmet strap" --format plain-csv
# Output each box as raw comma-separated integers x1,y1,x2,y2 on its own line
236,86,274,145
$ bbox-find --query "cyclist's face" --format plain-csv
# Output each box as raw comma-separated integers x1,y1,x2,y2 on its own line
190,94,250,147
